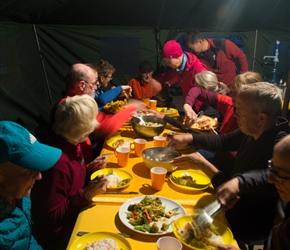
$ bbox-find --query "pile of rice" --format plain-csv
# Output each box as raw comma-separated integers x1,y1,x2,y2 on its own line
86,238,118,250
106,172,122,187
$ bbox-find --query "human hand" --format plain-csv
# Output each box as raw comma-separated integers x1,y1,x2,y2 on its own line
172,152,207,169
167,134,193,148
213,244,240,250
216,177,240,209
121,85,132,98
146,110,165,119
126,99,147,110
82,175,108,201
86,155,108,174
183,103,197,120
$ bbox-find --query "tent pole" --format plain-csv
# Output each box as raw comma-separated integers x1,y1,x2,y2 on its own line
32,24,53,106
252,29,258,71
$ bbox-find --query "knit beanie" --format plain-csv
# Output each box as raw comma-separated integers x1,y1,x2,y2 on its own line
162,40,183,58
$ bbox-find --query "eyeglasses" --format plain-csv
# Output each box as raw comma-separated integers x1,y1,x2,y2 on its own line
106,76,113,80
268,159,290,184
85,80,99,86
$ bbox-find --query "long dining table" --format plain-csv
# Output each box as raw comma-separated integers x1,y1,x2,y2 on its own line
66,118,239,250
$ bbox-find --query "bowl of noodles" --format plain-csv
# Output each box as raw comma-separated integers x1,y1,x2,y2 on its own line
131,116,167,138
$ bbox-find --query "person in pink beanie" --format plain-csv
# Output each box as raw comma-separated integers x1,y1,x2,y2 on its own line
155,40,207,113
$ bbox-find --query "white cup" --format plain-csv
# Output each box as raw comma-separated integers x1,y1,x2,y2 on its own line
157,236,182,250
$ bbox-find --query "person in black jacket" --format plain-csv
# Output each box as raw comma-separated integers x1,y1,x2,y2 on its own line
168,82,288,247
213,134,290,250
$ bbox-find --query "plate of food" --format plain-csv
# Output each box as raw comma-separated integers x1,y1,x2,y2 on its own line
119,195,186,235
106,136,134,149
169,170,211,191
172,215,233,249
156,107,178,116
91,168,132,189
177,115,218,131
103,99,127,114
69,231,132,250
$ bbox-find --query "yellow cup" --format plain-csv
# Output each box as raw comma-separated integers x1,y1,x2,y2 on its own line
133,138,147,157
114,147,130,167
153,136,167,147
141,98,150,107
150,167,167,191
149,99,157,110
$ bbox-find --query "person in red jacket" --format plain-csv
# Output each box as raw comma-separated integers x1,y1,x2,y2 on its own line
155,40,207,113
59,63,145,162
183,29,248,88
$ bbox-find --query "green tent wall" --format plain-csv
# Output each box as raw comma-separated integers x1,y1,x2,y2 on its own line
0,0,289,134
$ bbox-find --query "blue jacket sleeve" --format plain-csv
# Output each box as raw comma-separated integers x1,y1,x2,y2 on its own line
95,86,123,108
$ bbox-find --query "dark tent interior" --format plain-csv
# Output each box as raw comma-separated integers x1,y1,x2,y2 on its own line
0,0,290,133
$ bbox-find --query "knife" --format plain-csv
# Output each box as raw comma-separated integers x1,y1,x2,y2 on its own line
104,191,139,194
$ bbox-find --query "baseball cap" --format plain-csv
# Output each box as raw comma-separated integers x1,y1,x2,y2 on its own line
162,40,183,58
0,121,62,172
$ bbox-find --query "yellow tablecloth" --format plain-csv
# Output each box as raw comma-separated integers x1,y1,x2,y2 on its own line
67,125,239,249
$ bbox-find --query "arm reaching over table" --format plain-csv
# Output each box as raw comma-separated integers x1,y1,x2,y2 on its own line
172,152,219,179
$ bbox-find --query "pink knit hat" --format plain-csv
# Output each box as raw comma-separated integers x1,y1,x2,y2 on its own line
162,40,183,58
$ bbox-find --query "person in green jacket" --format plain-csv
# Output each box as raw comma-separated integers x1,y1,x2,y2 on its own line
0,121,61,250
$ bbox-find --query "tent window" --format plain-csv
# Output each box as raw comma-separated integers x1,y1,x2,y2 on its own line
100,37,140,75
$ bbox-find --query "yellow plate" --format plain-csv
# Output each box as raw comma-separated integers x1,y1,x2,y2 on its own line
106,136,134,149
169,170,211,191
91,168,132,189
69,231,132,250
156,107,178,116
172,215,233,249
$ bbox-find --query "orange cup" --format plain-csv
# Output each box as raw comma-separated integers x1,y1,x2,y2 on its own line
114,147,130,167
149,99,157,110
153,136,167,147
141,98,150,107
133,138,147,157
150,167,167,190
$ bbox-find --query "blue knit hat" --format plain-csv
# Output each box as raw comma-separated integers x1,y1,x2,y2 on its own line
0,121,61,171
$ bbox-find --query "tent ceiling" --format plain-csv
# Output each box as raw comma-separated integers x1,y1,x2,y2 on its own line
1,0,289,32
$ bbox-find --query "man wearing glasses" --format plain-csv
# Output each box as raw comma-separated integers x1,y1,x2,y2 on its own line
168,82,288,248
214,134,290,250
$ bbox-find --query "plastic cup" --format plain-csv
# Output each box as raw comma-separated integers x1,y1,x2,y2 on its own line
156,236,182,250
149,99,157,110
154,136,167,147
150,167,167,191
114,147,130,167
141,98,150,107
133,138,147,157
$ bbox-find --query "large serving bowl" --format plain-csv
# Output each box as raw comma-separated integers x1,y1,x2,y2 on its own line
172,215,233,249
142,147,181,172
131,116,167,138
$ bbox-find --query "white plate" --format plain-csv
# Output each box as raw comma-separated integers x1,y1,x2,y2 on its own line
118,196,186,235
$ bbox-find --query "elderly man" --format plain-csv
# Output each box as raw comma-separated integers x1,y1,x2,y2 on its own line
168,82,288,247
0,121,61,249
59,63,144,161
214,134,290,250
